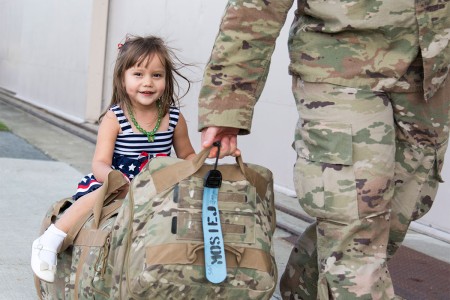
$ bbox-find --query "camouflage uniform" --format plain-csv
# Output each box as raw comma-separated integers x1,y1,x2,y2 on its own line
198,0,450,299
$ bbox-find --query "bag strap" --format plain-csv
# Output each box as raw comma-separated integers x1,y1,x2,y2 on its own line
151,147,210,193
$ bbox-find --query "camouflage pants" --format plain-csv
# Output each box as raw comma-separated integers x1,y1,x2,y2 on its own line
280,69,450,299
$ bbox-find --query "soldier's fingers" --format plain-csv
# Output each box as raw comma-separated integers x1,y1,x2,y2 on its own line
208,147,218,158
201,127,221,158
214,136,228,158
228,135,239,157
201,127,220,149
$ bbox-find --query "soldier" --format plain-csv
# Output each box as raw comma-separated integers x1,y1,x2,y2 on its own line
198,1,450,299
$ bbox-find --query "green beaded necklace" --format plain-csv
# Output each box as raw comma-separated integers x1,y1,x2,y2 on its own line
127,101,162,142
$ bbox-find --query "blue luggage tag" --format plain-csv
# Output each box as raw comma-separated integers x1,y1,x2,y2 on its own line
202,142,227,284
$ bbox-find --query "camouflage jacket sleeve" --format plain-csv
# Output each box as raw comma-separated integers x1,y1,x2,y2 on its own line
416,2,450,100
198,0,294,134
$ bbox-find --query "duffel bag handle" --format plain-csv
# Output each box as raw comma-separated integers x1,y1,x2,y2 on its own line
151,147,268,197
151,147,210,193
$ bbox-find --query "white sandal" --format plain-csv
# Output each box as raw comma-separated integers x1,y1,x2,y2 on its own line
31,238,56,283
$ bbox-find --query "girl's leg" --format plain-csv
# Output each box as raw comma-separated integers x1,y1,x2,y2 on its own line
31,186,105,282
54,188,102,232
289,77,397,299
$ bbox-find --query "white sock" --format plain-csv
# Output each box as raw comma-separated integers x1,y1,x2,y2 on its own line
36,224,67,266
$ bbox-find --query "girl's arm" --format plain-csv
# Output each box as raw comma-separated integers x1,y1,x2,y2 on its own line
172,112,196,160
91,110,121,182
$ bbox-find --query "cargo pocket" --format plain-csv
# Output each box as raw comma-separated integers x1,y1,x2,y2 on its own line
293,120,358,223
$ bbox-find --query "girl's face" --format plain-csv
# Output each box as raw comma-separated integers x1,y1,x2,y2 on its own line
123,53,166,109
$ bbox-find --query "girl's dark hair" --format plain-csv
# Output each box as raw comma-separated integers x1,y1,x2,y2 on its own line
99,35,192,121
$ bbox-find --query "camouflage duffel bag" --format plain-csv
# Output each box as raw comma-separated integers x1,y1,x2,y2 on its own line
107,148,278,299
34,170,129,300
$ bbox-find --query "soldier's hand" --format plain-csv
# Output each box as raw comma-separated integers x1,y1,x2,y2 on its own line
201,127,240,158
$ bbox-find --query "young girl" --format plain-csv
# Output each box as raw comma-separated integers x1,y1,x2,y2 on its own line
31,35,196,282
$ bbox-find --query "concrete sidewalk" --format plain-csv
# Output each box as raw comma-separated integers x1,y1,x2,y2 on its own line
0,157,83,299
0,97,95,299
1,95,450,299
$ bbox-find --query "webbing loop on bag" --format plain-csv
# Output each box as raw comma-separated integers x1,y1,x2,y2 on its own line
202,142,227,283
145,243,273,273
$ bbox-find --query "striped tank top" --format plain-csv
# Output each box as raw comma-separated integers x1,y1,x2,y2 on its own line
72,105,179,200
110,104,179,158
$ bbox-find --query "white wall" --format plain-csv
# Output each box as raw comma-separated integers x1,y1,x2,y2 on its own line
0,0,92,123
